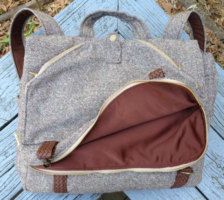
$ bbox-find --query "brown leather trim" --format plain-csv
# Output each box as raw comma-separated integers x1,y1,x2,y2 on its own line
148,68,165,79
171,167,193,188
35,82,206,171
10,10,33,78
54,175,67,193
36,141,58,160
188,12,205,51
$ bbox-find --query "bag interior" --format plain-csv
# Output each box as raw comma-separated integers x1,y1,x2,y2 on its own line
35,81,206,171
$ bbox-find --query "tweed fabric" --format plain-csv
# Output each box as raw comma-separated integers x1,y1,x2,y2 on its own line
19,38,210,146
13,9,217,193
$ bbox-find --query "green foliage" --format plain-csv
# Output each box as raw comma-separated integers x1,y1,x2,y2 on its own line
0,34,9,52
24,18,38,37
0,18,38,52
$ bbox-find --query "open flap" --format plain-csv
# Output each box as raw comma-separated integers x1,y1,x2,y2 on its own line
35,81,207,172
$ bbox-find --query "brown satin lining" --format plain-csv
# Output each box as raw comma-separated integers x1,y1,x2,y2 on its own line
36,82,206,171
188,12,205,51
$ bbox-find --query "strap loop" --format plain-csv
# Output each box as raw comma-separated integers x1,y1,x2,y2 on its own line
164,11,205,51
10,8,63,79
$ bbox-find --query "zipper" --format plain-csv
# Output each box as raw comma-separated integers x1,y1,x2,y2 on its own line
30,40,196,87
24,39,183,146
37,43,84,77
137,40,200,88
137,40,181,69
35,40,180,78
15,133,20,146
32,78,208,175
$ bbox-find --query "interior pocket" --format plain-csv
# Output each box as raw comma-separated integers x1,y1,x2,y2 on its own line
35,81,207,172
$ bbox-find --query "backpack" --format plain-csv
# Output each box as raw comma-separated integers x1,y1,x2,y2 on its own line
12,8,217,194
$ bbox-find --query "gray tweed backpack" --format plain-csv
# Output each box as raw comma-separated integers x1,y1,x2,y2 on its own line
12,8,217,194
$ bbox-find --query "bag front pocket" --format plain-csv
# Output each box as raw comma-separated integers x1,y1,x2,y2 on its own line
33,79,207,174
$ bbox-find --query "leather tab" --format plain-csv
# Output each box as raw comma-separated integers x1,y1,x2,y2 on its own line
171,167,193,188
54,175,67,193
36,141,58,160
148,68,165,79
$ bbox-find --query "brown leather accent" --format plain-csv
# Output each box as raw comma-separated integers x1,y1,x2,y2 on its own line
171,167,193,188
36,141,58,160
35,82,206,171
54,175,67,193
188,12,205,51
148,68,165,79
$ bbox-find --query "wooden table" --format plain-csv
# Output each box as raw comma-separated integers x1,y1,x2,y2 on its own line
0,0,224,199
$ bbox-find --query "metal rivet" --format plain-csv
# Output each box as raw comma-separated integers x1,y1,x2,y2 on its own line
109,34,117,42
29,72,38,77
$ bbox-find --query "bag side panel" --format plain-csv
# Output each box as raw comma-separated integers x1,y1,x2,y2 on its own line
202,52,217,120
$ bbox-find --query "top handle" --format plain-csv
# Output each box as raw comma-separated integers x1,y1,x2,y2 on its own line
80,11,150,40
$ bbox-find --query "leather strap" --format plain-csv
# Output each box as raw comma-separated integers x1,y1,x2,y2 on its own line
164,11,205,51
171,167,193,188
54,175,67,193
148,68,165,79
10,8,63,79
36,141,58,161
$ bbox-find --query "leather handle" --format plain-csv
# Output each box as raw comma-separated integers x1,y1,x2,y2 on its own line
80,10,150,40
164,11,205,51
10,8,63,79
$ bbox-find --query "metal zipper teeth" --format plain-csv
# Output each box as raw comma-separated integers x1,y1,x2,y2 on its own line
14,133,20,146
35,39,181,78
33,79,208,175
138,40,202,89
137,40,181,69
37,43,84,77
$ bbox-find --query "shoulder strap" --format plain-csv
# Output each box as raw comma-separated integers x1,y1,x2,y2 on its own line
10,8,63,79
164,11,205,52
